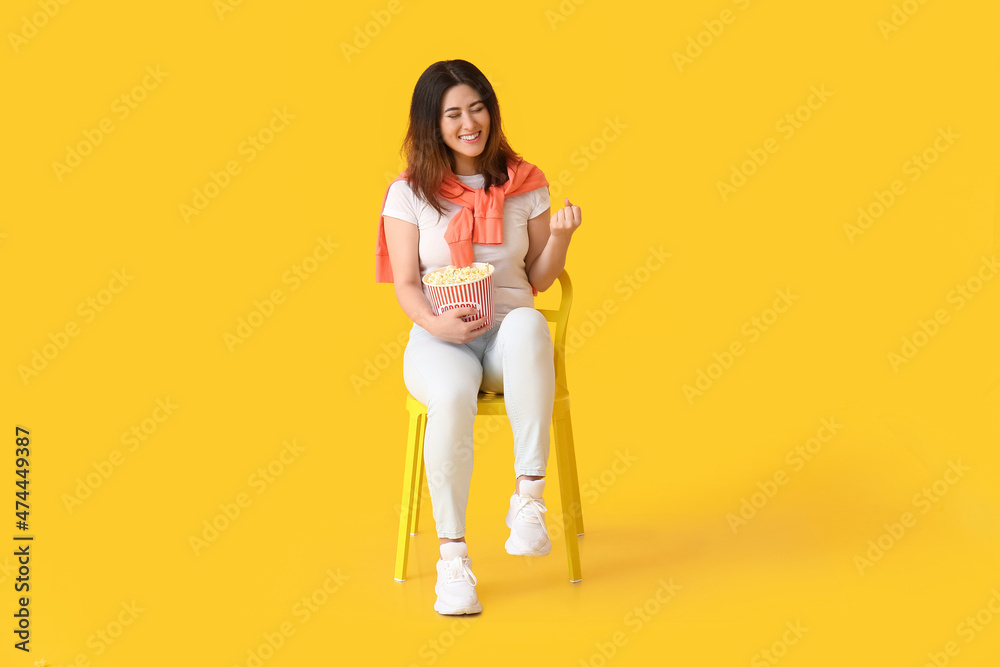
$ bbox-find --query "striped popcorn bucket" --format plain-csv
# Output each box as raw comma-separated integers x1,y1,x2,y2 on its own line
422,262,495,331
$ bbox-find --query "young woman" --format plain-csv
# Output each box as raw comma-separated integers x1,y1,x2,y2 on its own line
375,59,582,615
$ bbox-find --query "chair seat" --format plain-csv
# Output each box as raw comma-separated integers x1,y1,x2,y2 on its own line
406,384,570,417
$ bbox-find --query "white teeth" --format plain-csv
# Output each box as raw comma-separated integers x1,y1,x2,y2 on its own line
460,132,480,140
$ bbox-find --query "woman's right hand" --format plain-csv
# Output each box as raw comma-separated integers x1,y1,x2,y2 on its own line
427,307,488,344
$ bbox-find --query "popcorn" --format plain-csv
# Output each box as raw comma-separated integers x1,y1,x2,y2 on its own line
422,262,496,330
423,263,493,285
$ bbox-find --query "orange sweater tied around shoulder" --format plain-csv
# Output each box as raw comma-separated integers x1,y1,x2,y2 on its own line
375,158,549,295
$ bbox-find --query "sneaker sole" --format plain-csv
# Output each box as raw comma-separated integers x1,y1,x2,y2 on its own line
434,598,483,615
505,510,551,556
505,535,551,556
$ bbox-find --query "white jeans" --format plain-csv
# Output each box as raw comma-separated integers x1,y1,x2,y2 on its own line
403,307,555,539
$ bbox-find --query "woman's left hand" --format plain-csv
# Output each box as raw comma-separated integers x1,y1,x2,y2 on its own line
549,197,582,240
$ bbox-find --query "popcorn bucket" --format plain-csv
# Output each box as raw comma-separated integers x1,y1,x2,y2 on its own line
422,262,495,331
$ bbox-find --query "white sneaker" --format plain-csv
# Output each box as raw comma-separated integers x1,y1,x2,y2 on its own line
505,479,551,556
434,542,483,615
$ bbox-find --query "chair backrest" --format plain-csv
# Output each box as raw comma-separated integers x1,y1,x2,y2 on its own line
534,270,573,389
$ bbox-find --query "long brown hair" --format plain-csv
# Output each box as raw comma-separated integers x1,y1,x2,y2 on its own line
401,60,521,217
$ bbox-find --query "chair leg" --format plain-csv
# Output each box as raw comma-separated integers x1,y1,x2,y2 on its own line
395,412,425,582
409,414,427,535
555,410,584,535
553,414,582,582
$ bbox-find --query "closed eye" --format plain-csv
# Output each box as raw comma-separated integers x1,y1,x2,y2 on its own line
446,105,485,119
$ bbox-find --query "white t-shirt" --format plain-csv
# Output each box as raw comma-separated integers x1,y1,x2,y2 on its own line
381,172,550,327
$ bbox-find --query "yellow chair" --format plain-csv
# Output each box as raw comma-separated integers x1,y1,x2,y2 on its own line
394,270,584,583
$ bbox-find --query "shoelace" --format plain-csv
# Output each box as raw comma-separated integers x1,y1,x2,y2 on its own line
444,556,478,586
512,495,549,538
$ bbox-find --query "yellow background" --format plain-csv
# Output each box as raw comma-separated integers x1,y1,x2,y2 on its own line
3,0,999,665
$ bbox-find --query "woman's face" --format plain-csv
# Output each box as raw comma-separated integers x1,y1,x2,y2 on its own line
439,84,490,173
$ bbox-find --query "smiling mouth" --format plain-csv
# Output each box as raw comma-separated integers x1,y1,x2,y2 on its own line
459,131,481,142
